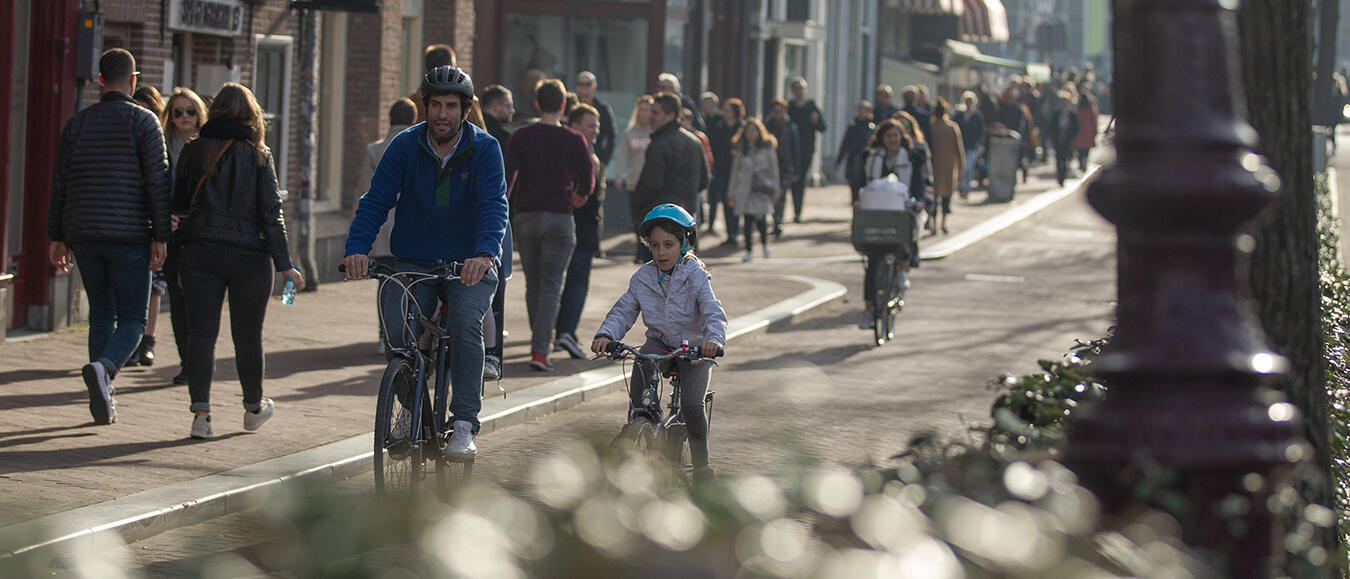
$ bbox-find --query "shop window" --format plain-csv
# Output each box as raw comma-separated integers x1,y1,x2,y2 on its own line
502,12,648,131
787,0,810,21
664,0,689,84
317,12,347,209
254,36,292,189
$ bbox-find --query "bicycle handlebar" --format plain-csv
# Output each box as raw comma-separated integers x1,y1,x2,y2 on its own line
591,340,723,365
339,260,462,281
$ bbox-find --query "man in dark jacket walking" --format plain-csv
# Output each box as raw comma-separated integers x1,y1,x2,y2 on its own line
631,92,710,243
48,48,171,425
574,71,617,167
786,77,826,223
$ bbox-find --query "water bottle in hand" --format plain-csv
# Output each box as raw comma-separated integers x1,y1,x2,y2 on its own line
281,271,298,306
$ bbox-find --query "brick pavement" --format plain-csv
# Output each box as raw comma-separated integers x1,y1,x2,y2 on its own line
0,163,1075,530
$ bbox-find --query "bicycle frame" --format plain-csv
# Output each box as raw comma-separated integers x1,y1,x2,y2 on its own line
373,262,463,450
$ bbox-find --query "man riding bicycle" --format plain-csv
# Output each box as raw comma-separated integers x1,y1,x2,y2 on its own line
343,66,508,459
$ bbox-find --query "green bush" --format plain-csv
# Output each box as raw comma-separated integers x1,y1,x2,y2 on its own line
1314,172,1350,555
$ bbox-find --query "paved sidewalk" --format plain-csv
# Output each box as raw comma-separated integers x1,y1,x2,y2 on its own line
0,157,1084,543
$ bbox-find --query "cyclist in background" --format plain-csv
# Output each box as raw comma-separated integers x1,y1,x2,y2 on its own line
342,66,508,459
857,118,927,330
591,204,728,481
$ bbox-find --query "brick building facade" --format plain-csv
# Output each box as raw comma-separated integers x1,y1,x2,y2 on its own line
0,0,475,335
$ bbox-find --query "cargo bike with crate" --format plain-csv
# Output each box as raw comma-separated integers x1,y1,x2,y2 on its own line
852,175,923,346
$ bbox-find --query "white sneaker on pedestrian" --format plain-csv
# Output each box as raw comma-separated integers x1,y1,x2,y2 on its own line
244,398,274,431
859,311,874,330
445,420,477,458
483,354,502,380
191,414,214,439
742,252,753,263
82,361,116,425
556,333,586,359
762,246,771,259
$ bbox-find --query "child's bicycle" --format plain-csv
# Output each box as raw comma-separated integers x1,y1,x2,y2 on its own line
592,341,721,482
341,260,497,497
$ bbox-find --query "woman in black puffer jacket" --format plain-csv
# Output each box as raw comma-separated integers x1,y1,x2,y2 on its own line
172,82,304,440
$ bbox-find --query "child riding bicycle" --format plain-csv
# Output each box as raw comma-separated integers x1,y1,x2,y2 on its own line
591,204,728,481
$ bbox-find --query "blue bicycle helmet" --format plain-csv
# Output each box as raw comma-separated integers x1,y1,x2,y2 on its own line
640,203,698,255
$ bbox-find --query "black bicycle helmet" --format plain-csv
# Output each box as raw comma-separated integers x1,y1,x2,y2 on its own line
422,65,476,108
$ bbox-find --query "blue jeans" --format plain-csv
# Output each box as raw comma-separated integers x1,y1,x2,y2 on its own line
709,177,738,238
71,242,152,375
960,148,980,193
379,259,497,433
555,245,593,337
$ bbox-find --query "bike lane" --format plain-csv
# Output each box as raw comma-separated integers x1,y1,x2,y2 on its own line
0,158,1097,565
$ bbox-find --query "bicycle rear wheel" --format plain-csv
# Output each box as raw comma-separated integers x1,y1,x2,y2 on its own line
664,423,691,473
374,357,426,495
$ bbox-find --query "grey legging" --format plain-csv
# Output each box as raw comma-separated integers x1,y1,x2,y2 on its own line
629,338,711,469
513,211,576,356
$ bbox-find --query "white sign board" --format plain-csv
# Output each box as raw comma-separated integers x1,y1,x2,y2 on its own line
168,0,244,37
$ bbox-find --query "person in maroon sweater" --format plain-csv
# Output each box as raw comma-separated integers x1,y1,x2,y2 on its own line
504,78,595,371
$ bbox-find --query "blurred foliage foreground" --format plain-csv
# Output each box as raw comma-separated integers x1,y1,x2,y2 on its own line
17,180,1350,578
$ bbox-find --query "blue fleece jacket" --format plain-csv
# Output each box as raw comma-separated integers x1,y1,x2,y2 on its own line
345,122,508,265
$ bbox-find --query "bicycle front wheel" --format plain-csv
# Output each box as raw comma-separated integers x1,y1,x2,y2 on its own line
612,417,659,457
375,357,425,495
871,263,889,346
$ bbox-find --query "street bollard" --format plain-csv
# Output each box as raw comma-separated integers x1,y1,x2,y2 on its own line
1063,0,1306,575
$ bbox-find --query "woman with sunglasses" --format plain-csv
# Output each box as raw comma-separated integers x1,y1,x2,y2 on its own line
160,87,208,386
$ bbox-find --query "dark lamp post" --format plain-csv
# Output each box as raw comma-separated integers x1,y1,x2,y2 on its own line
1065,0,1306,574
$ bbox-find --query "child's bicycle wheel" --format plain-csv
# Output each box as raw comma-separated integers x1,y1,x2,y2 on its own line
612,417,659,457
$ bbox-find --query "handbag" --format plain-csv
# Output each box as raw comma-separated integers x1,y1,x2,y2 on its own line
750,165,777,196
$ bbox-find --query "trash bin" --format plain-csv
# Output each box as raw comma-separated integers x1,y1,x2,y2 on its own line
986,133,1021,203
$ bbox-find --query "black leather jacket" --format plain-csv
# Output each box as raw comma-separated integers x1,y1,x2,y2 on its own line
172,119,293,272
48,91,172,244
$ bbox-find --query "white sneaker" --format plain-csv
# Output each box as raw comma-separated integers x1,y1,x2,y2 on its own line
762,246,771,259
483,354,502,380
244,398,274,431
859,311,874,330
445,420,477,458
191,414,214,439
742,252,753,263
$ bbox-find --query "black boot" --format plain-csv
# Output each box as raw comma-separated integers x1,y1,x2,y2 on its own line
138,335,156,366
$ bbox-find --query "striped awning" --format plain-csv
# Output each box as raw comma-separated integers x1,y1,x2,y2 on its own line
895,0,964,16
962,0,1010,43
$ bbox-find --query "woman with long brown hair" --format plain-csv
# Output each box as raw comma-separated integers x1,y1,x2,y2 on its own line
725,117,780,261
172,82,303,439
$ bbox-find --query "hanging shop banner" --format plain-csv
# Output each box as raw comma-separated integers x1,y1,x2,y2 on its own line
289,0,381,13
168,0,244,37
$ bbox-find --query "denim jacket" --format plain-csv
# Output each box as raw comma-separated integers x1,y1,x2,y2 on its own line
596,258,728,348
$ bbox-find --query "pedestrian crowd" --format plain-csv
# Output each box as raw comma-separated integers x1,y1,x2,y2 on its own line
44,42,1105,471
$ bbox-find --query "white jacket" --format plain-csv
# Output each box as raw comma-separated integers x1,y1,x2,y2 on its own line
596,258,728,348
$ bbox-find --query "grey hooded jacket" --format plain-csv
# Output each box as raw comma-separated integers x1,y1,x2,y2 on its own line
596,258,728,348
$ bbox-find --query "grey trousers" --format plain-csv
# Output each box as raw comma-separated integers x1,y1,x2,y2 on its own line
513,211,577,355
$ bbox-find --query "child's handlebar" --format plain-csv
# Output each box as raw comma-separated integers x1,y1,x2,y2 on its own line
592,340,723,364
